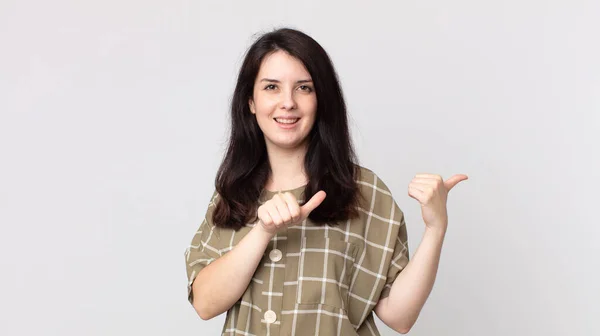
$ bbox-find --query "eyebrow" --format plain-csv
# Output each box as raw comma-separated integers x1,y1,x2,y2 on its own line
260,78,313,84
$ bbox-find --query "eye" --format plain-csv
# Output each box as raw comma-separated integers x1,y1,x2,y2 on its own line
299,85,313,92
264,84,277,90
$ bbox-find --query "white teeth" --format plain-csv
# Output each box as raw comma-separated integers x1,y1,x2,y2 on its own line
275,118,299,124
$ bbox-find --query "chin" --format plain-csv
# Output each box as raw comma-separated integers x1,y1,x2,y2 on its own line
267,137,307,150
274,141,303,150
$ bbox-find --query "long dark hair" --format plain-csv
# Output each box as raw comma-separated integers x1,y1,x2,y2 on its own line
212,27,362,230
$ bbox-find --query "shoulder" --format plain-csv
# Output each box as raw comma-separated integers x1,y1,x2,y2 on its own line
355,165,395,195
200,189,222,234
203,190,220,216
355,165,404,215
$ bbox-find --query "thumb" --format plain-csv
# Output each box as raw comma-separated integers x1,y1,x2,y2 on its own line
300,190,327,218
444,174,469,191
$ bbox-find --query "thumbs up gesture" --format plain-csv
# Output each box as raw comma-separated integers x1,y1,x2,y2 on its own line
408,174,468,233
257,190,327,235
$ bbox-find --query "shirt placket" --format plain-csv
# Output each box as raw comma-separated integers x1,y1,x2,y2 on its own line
262,229,287,336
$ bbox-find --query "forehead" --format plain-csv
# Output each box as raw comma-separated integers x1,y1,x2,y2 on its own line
257,50,311,79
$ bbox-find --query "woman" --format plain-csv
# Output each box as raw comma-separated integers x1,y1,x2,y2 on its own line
184,27,467,335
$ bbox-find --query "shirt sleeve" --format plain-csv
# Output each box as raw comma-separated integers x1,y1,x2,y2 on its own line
184,191,222,305
379,200,410,300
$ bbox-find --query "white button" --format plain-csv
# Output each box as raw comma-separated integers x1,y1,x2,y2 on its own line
264,310,277,323
269,249,282,262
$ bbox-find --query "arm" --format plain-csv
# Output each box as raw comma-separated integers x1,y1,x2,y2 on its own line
374,227,445,334
192,224,274,320
190,189,326,320
375,173,467,333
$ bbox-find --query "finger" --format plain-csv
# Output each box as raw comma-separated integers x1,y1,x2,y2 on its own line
281,192,301,223
415,173,440,179
271,190,292,223
258,207,274,227
273,195,293,224
300,190,326,217
408,186,426,203
444,174,469,191
266,206,284,227
408,182,429,193
411,177,438,185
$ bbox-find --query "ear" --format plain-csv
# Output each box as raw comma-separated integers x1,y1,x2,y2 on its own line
248,98,255,114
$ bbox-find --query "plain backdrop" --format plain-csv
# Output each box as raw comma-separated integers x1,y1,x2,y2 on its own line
0,0,598,335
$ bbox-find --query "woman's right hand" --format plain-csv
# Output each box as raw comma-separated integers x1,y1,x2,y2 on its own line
257,190,327,235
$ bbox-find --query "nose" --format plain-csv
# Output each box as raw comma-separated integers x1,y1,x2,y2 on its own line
279,89,297,110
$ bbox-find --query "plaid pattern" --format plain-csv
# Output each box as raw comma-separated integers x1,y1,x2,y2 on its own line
184,166,410,336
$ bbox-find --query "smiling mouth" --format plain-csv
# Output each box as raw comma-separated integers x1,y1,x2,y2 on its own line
274,118,300,124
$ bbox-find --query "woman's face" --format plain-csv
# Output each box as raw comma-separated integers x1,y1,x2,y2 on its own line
249,50,317,152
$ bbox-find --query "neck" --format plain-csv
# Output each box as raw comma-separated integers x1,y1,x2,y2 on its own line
264,141,309,191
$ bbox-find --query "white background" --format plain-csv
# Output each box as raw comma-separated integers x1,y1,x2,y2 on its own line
1,0,598,335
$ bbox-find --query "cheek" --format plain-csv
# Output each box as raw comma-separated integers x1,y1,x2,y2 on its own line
306,101,318,122
300,96,317,113
254,98,277,116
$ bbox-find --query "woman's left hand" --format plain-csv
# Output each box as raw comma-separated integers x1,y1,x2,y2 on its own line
408,173,468,233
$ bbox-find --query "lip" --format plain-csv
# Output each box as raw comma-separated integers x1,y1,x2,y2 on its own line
273,117,300,129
